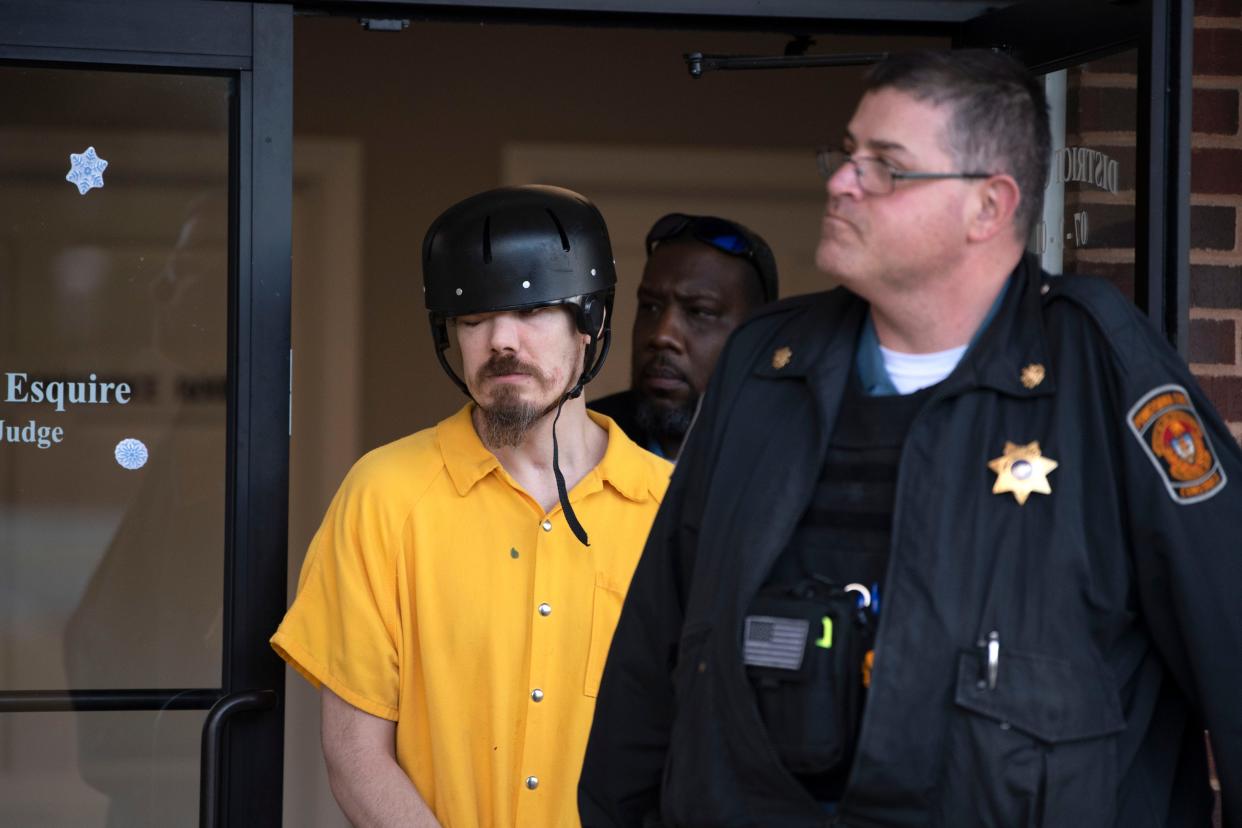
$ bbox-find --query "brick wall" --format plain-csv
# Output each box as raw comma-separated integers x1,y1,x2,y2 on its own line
1174,11,1235,824
1191,1,1242,444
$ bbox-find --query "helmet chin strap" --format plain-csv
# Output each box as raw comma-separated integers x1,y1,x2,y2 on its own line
550,326,608,547
551,388,590,546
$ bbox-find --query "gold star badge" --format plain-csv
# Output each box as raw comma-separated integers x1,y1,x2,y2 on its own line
772,346,792,370
1020,363,1045,389
988,441,1058,505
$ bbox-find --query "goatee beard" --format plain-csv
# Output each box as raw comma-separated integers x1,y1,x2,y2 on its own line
480,393,541,449
478,388,564,449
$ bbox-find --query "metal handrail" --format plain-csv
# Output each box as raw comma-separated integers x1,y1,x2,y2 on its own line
199,689,278,828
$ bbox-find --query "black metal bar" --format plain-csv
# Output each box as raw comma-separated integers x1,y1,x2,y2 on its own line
1165,0,1192,355
1137,0,1172,342
1136,0,1162,332
225,41,249,711
1136,0,1190,350
0,689,223,713
233,0,292,710
684,51,888,78
199,689,278,828
293,0,1003,25
0,45,251,69
0,0,252,57
300,6,951,37
214,5,293,827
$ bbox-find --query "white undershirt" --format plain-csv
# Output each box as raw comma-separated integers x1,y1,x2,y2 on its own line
878,344,968,394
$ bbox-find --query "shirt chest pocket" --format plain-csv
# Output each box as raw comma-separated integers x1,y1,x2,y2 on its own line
583,572,627,698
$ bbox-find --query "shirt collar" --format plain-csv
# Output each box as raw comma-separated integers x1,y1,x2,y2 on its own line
855,315,900,396
438,404,501,497
961,253,1056,399
855,271,1012,397
587,410,660,502
438,403,657,503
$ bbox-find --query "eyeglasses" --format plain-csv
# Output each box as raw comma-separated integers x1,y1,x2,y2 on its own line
815,148,993,196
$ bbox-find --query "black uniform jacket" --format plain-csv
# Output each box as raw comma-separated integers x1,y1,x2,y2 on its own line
579,257,1242,828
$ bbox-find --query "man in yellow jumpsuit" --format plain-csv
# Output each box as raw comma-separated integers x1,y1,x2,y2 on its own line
272,185,671,827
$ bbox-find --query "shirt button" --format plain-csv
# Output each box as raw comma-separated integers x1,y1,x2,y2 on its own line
540,519,552,532
537,603,552,617
525,775,539,790
531,688,544,702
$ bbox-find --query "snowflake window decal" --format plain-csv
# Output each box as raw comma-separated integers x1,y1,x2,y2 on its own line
114,438,149,470
66,146,108,195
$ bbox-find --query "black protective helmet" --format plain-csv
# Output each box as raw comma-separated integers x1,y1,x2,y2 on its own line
423,185,617,400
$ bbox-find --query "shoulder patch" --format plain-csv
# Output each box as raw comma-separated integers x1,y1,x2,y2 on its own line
1128,384,1227,504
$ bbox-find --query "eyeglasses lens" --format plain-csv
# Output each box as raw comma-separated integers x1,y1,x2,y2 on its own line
817,151,893,194
817,150,848,180
856,159,892,194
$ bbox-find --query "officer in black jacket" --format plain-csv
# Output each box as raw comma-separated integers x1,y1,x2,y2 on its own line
580,49,1242,828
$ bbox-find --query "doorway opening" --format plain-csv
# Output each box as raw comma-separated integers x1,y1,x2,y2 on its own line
283,13,1141,826
286,16,940,824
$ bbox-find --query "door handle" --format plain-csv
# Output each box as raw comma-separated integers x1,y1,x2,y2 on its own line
199,689,278,828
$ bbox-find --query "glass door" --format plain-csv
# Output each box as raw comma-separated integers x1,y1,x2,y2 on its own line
0,4,291,826
1034,50,1142,298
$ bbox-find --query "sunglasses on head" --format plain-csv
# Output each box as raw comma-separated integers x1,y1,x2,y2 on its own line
645,213,756,261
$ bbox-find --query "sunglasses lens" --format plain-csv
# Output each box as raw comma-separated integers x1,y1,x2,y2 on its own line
648,215,754,261
703,232,748,254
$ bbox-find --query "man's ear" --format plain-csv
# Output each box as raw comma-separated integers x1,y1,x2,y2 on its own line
966,174,1022,243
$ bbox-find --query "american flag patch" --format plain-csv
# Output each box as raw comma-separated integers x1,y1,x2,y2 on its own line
743,615,809,670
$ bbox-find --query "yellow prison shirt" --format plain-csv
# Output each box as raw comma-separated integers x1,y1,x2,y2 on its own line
271,404,670,828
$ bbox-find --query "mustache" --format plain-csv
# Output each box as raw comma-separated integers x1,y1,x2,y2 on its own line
639,356,689,384
479,354,543,381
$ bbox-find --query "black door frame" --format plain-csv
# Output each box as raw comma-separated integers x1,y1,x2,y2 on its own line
0,2,292,826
